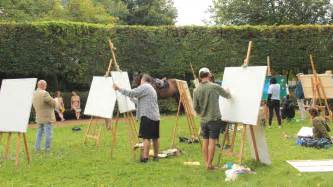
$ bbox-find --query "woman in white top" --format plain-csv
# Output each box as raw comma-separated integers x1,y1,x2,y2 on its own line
54,91,65,121
268,77,282,128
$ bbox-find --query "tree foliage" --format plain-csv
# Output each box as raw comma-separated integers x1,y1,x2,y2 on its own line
209,0,333,25
122,0,177,25
0,0,177,25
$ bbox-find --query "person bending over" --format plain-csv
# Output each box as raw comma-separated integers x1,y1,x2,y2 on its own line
113,74,160,163
193,67,231,170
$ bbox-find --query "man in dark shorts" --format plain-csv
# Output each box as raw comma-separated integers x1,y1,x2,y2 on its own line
193,67,231,170
113,74,160,163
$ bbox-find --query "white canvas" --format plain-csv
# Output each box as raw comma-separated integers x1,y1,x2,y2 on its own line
0,78,37,133
297,127,313,137
84,76,117,119
246,125,271,165
287,160,333,172
219,66,267,125
111,71,136,113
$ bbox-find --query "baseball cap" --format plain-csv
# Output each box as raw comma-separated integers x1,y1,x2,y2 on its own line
199,67,210,75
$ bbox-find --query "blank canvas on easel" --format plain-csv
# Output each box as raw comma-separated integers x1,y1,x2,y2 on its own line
299,74,333,99
84,76,117,119
219,66,267,125
111,71,136,114
0,78,37,133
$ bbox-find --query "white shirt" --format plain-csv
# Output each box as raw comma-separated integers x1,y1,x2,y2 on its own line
268,84,280,100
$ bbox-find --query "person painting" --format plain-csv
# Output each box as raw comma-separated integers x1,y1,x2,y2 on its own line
54,91,65,121
32,80,56,152
309,108,331,142
71,91,81,120
193,67,231,170
267,77,282,128
113,74,160,163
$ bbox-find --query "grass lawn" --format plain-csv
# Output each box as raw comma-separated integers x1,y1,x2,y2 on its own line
0,115,333,187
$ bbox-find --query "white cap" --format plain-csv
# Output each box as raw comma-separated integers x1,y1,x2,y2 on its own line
199,67,210,75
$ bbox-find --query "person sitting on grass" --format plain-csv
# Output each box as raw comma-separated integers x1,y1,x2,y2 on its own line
113,74,160,163
309,107,331,142
193,67,231,170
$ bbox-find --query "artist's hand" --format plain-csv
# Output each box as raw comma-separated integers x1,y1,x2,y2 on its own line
225,88,232,98
113,84,119,90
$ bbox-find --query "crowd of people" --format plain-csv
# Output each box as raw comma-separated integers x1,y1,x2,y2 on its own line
31,68,331,170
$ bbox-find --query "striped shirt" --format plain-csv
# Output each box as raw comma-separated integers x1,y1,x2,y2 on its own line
119,83,160,121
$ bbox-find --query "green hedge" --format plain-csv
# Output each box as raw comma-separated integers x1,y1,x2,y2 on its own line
1,21,333,115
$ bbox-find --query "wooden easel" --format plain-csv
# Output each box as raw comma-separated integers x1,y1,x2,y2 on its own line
309,55,333,120
84,38,139,158
171,80,200,148
0,132,30,166
190,63,199,88
217,41,260,165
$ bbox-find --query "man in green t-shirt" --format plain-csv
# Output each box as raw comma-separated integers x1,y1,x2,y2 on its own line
193,67,231,170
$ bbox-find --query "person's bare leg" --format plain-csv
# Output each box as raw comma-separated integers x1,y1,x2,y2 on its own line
207,138,217,169
76,112,80,120
152,139,159,158
143,139,151,159
202,139,209,168
59,112,65,121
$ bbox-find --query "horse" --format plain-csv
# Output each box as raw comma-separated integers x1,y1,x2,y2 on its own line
132,72,180,100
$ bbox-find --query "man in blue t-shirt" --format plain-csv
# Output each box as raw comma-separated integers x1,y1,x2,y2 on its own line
295,73,306,120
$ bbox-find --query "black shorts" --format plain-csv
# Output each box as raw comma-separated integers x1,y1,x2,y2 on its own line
139,116,160,139
201,119,227,139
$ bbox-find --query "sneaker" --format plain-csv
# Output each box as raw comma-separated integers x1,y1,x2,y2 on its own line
269,126,272,129
153,157,159,161
278,126,282,129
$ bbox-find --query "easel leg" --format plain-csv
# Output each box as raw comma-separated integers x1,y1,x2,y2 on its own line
217,124,229,166
230,124,238,152
238,125,247,164
15,133,21,166
23,133,30,164
249,126,260,161
171,99,182,148
110,112,119,158
84,117,93,144
0,132,3,144
96,120,103,146
4,133,12,160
